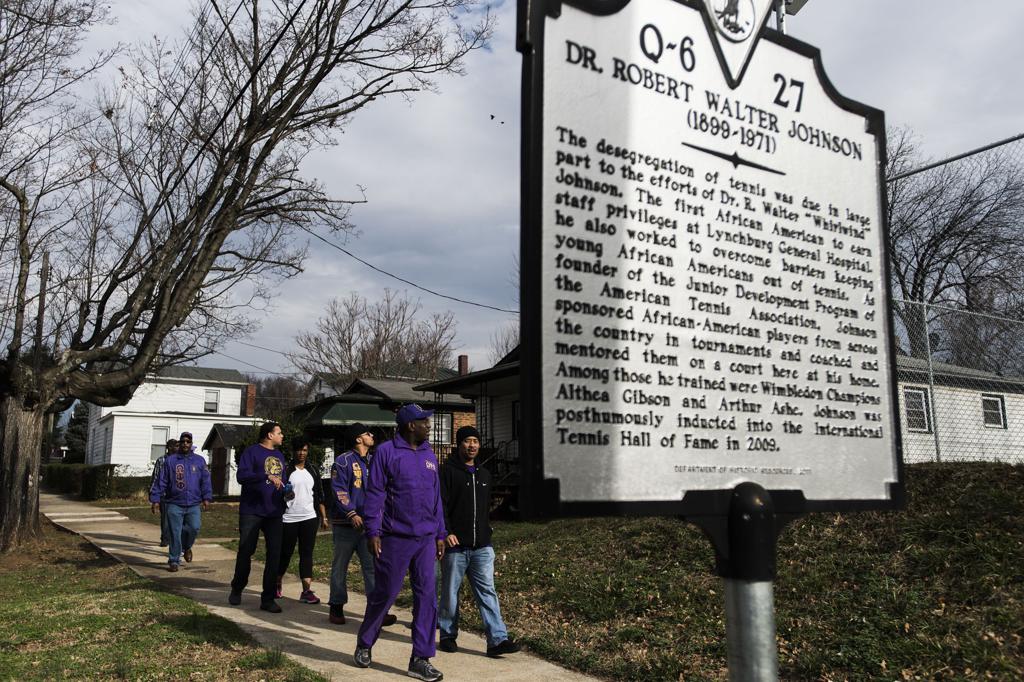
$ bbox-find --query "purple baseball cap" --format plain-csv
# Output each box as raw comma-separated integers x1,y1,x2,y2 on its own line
396,403,433,426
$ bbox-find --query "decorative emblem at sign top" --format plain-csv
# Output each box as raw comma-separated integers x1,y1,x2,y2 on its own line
710,0,756,42
701,0,774,88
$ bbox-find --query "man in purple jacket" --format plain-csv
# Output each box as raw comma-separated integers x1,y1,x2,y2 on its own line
149,432,212,572
328,422,397,627
354,404,446,682
229,421,289,613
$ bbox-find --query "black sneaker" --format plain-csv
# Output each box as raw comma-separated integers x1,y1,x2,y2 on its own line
486,639,522,657
228,590,242,605
354,646,372,668
382,612,398,626
438,638,458,653
408,656,443,681
329,604,346,625
259,601,282,613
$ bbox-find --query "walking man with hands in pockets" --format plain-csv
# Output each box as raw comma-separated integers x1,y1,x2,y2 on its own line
438,426,521,658
149,432,212,572
354,405,447,682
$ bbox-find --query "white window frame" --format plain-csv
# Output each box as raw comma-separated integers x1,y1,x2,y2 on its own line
151,426,170,461
204,389,220,414
433,412,454,444
981,394,1007,429
903,387,931,433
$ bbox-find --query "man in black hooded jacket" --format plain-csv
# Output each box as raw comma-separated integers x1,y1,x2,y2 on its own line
437,426,521,658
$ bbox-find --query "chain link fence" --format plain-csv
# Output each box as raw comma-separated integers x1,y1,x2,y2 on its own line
892,299,1024,464
890,133,1024,177
887,131,1024,464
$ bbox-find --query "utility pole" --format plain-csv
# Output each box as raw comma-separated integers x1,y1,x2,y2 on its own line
775,0,787,34
33,252,49,381
34,251,50,461
779,0,815,34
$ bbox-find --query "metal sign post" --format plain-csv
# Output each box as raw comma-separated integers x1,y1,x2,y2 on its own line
721,483,779,681
518,0,904,676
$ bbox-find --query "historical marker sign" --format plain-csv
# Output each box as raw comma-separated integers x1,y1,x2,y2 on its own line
519,0,904,516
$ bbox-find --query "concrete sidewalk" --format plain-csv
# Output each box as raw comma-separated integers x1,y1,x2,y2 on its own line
41,493,596,682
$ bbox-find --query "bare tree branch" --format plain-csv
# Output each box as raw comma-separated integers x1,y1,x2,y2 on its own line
290,290,457,386
887,126,1024,360
0,0,492,551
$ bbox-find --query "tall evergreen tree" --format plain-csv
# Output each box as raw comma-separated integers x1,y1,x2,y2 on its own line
63,403,89,464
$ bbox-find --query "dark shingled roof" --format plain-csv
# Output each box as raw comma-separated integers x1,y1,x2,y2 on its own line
896,355,1024,392
344,377,472,406
154,366,248,384
201,423,256,450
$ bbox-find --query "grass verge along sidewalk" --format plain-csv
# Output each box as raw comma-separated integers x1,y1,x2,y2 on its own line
0,521,325,681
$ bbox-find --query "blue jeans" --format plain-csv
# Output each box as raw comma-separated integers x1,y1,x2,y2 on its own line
330,524,375,606
438,546,508,646
165,503,201,565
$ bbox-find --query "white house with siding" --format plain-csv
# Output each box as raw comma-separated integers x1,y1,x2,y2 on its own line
86,367,259,488
415,348,521,511
895,355,1024,464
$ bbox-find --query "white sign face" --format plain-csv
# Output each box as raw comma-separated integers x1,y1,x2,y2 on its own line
539,0,900,503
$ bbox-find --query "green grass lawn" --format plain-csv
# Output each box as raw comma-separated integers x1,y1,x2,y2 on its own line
0,521,325,681
92,498,245,538
231,463,1024,680
492,463,1024,680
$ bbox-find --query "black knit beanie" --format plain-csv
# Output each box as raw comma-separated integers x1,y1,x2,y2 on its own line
455,426,480,445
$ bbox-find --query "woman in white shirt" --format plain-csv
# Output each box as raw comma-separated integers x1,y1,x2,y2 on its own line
276,440,328,603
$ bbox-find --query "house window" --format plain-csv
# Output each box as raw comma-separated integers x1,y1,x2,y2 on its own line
204,389,220,414
981,394,1007,429
903,387,931,433
512,401,520,440
151,427,170,461
433,413,454,444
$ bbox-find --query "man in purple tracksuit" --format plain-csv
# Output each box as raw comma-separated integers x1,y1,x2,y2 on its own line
149,431,212,572
229,421,289,613
354,404,446,682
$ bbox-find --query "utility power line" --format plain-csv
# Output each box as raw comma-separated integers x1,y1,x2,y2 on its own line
300,226,519,315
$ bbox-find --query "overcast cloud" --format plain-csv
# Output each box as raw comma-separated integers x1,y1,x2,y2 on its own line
82,0,1024,379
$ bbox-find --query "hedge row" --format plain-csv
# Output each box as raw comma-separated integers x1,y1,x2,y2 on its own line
42,464,151,500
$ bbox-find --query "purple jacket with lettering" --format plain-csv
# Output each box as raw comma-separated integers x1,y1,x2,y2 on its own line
363,435,446,540
236,443,288,517
331,449,370,524
149,450,213,506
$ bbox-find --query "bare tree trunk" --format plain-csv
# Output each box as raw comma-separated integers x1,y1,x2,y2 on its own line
897,303,930,360
0,397,45,552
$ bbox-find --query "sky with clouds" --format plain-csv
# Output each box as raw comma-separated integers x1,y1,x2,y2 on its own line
83,0,1024,380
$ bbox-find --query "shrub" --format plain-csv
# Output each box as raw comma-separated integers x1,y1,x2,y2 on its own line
41,463,88,495
41,464,149,500
113,476,153,498
80,464,116,500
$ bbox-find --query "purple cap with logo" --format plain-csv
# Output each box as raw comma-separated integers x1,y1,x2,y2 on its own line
396,403,433,426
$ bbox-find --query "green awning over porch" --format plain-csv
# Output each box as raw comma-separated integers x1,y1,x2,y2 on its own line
297,400,397,427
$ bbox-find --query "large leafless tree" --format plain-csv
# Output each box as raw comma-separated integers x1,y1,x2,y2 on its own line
291,290,457,387
244,373,312,422
886,127,1024,360
0,0,490,551
487,320,518,365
